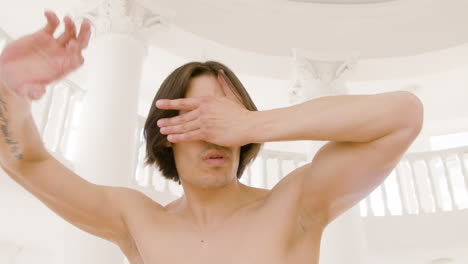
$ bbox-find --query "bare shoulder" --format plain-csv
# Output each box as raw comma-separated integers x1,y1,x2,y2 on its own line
107,187,165,254
106,187,166,238
110,187,167,244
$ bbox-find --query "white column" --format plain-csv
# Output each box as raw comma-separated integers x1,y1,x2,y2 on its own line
291,48,369,264
61,1,163,263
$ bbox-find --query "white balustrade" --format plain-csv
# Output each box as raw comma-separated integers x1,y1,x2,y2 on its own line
40,81,86,158
361,146,468,216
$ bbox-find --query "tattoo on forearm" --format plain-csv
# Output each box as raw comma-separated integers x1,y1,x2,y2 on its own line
0,91,24,160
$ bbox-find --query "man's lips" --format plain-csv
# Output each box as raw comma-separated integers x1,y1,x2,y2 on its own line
203,149,228,160
204,157,227,166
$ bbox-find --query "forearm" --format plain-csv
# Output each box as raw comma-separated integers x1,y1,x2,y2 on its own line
249,91,420,144
0,81,49,170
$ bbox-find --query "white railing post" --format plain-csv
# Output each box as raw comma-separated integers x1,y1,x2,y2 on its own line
423,158,441,212
39,87,56,137
457,152,468,194
440,153,458,210
380,179,391,216
247,165,253,186
395,164,409,215
277,158,284,181
365,197,373,217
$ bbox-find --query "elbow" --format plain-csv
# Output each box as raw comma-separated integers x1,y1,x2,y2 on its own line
397,91,424,135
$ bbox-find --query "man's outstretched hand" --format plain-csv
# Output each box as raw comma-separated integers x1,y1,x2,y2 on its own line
0,10,91,101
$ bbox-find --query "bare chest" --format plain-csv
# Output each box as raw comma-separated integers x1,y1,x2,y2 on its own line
124,205,322,264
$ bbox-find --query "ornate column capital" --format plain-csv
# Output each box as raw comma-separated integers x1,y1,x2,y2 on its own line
290,48,359,104
69,0,173,54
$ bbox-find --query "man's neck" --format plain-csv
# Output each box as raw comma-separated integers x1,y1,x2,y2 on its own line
177,180,251,230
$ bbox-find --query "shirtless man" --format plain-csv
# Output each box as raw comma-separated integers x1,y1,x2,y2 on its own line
0,11,423,264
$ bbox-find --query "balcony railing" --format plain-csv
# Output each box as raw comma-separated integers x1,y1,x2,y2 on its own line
361,145,468,216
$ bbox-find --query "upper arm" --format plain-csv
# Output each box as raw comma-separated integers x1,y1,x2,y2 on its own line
295,94,423,225
4,152,142,246
302,128,420,224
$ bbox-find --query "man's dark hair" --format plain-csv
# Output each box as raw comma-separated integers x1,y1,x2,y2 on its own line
143,61,263,184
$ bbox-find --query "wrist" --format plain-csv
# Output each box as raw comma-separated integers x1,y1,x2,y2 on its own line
246,110,264,144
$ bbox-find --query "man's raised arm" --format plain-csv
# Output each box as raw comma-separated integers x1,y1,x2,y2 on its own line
0,11,156,247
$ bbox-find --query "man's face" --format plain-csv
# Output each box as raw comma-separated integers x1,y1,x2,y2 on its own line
171,74,242,189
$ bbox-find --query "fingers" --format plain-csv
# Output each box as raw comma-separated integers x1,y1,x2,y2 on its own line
167,130,202,143
156,97,201,111
43,11,91,51
160,119,200,135
63,39,84,71
43,10,60,36
77,18,91,50
157,108,199,127
66,39,80,54
57,16,77,47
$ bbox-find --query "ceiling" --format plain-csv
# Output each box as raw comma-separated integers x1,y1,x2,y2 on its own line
137,0,468,59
